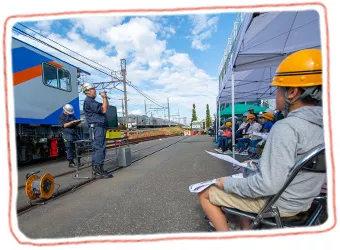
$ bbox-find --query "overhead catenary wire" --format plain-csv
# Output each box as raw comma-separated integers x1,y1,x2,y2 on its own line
17,23,121,75
126,81,166,109
12,26,115,78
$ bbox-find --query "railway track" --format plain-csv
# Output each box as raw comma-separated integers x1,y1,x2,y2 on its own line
17,135,189,215
17,128,174,167
18,133,177,167
18,134,177,189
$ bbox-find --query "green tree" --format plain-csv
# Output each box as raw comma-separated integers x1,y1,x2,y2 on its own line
190,103,197,128
206,104,212,128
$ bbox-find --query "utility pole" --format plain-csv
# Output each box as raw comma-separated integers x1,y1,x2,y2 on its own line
121,98,125,118
144,99,147,116
167,97,170,127
121,59,128,129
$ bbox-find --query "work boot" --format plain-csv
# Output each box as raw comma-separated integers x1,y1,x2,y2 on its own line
99,164,113,178
68,160,76,168
92,164,101,176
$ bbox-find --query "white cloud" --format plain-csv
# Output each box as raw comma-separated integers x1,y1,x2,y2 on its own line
73,16,125,37
34,20,53,35
130,109,142,115
168,53,193,69
103,17,166,67
160,26,176,39
188,14,219,51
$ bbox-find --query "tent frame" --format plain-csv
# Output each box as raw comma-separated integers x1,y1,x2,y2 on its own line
216,10,321,158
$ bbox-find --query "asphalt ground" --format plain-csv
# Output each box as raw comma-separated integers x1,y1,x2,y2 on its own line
17,135,244,238
16,136,188,209
17,136,179,188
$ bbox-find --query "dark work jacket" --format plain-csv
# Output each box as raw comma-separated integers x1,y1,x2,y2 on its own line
83,96,108,127
58,113,78,140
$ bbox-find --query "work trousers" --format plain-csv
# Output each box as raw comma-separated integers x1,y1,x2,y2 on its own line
90,126,107,165
63,134,80,161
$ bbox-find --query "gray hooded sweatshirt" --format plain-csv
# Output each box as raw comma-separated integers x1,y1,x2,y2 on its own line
223,106,326,213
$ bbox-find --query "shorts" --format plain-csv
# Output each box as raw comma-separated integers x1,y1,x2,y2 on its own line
209,185,298,217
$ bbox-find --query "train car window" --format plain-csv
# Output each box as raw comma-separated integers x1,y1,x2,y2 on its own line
42,63,58,88
58,69,71,91
42,62,71,92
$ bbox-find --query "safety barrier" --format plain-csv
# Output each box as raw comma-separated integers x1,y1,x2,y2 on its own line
184,130,190,136
183,130,203,136
106,128,181,141
119,129,167,140
106,129,122,139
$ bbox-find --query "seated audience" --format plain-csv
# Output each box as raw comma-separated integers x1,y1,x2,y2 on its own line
198,49,325,231
215,122,232,154
235,114,262,155
251,111,275,158
235,112,249,140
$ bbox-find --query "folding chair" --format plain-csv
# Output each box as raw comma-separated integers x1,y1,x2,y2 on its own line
221,144,327,229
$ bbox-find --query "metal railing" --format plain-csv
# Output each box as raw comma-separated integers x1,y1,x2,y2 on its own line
218,12,246,89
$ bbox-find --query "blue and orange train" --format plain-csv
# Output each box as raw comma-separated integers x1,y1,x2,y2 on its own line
12,37,95,164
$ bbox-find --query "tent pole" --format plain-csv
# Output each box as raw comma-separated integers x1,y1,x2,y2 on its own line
218,100,221,132
231,70,235,160
215,102,218,142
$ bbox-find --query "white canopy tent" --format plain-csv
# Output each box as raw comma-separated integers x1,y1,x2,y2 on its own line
217,10,321,103
232,10,321,72
218,66,278,104
215,10,322,158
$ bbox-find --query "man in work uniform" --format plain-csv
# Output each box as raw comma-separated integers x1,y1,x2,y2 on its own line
58,104,82,168
82,82,112,178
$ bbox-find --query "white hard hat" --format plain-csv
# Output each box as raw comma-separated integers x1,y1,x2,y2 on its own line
63,104,74,114
243,112,249,117
82,82,95,93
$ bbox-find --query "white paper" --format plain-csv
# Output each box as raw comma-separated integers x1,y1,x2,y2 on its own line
252,132,269,140
189,174,245,194
205,151,258,171
189,178,218,193
231,173,244,178
206,150,246,167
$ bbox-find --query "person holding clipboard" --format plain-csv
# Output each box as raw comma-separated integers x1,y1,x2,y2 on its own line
58,104,82,168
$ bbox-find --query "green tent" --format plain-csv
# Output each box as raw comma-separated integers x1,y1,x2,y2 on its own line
220,104,267,117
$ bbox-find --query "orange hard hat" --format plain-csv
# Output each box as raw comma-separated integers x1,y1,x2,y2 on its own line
247,114,255,120
271,49,322,87
262,112,274,121
226,122,232,128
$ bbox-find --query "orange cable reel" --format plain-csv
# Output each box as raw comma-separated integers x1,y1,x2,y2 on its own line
25,173,55,200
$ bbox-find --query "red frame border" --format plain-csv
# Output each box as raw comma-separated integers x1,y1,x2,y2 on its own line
3,2,335,246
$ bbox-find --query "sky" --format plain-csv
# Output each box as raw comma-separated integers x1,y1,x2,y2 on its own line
12,12,238,124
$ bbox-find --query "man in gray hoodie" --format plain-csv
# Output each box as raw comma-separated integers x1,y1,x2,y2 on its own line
199,49,326,231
